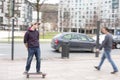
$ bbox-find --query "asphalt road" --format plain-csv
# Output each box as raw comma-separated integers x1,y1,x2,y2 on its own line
0,43,120,60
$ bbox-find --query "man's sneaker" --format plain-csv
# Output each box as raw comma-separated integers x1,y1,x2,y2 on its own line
36,72,42,74
94,66,100,70
111,71,118,74
23,71,28,74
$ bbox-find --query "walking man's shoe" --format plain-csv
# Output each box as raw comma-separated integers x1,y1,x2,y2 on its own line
94,66,100,70
111,71,118,74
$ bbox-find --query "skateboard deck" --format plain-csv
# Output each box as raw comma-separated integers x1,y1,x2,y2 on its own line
24,72,46,78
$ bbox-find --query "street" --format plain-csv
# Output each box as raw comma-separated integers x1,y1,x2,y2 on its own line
0,42,120,60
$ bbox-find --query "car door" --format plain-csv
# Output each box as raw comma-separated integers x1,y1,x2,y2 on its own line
69,33,80,51
78,34,93,50
62,33,72,47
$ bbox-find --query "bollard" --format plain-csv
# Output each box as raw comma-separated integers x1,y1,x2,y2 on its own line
61,41,69,58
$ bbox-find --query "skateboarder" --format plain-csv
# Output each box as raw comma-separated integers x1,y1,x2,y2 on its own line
23,22,41,74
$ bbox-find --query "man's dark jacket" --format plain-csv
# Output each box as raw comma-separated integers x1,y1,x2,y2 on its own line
24,27,39,48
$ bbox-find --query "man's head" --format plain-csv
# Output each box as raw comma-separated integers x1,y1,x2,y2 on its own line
31,22,40,29
101,27,109,34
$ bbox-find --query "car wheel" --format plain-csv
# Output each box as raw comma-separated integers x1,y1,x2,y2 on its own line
116,44,120,49
92,47,96,53
58,46,62,53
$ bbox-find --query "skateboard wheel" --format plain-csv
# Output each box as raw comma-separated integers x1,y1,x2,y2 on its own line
42,74,46,78
27,75,29,78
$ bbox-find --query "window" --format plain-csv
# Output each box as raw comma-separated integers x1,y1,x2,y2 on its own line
90,3,92,5
0,17,3,22
94,7,96,9
90,20,92,22
112,14,114,17
83,16,85,18
78,35,88,41
71,34,78,40
76,0,78,3
0,5,2,9
86,11,88,14
105,1,107,3
63,34,72,40
109,1,111,3
87,37,95,42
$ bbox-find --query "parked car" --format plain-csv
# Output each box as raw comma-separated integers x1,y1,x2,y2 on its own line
51,32,96,53
92,34,120,49
113,35,120,48
92,34,105,44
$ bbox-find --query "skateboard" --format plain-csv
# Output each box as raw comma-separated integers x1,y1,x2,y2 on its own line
24,72,46,78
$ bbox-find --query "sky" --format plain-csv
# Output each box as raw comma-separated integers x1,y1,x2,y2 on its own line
29,0,59,4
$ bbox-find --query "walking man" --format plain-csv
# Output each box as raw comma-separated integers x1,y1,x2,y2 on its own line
23,22,41,74
94,27,118,74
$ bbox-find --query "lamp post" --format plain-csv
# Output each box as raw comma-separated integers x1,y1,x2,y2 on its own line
95,0,101,57
11,0,15,60
96,21,100,57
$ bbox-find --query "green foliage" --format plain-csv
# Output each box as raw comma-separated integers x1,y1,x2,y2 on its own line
6,32,60,39
40,32,60,39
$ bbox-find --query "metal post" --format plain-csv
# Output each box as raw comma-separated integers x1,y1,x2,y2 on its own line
95,21,100,57
95,0,101,57
11,0,15,60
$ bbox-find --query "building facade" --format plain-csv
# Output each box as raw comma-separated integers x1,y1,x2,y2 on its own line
58,0,120,34
0,0,33,30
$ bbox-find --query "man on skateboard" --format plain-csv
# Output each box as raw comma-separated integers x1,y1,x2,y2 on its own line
23,22,41,74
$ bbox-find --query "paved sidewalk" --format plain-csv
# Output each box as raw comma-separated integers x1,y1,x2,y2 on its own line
0,56,120,80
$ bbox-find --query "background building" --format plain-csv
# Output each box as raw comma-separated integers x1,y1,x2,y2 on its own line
0,0,33,30
32,3,58,32
0,0,58,31
101,0,120,34
58,0,120,34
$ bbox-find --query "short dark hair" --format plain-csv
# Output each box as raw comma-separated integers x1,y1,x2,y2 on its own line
103,27,109,32
34,22,40,25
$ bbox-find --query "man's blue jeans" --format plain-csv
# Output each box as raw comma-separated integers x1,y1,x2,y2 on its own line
98,49,118,72
25,47,41,72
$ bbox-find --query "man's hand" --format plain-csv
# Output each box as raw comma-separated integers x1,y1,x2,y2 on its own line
24,43,28,49
96,49,100,52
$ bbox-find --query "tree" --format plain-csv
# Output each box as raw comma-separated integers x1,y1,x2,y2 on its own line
35,0,46,22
